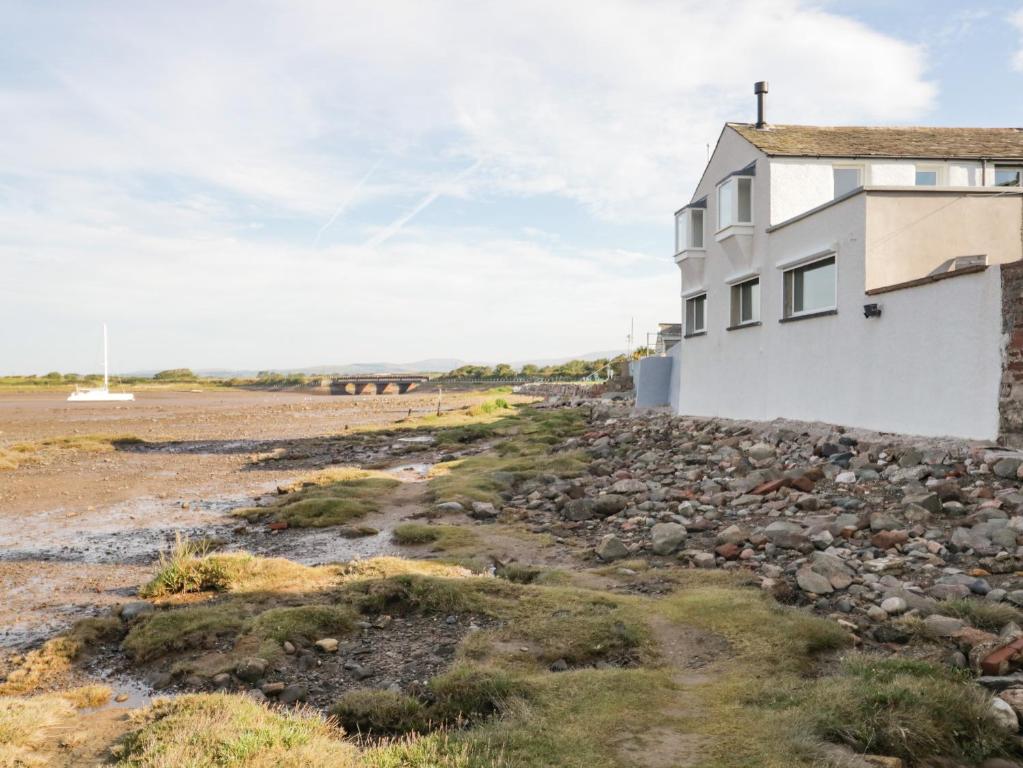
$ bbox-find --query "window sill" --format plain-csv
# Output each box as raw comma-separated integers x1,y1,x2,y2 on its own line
726,321,762,331
683,331,707,339
714,223,754,243
779,309,837,323
674,248,706,264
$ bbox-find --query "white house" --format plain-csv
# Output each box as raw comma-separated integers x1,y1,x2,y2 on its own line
666,83,1023,442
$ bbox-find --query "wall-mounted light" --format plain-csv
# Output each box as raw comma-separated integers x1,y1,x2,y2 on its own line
863,303,882,318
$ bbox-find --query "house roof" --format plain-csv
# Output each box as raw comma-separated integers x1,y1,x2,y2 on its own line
728,123,1023,160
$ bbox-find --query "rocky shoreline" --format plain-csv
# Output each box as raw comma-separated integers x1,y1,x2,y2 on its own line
504,400,1023,736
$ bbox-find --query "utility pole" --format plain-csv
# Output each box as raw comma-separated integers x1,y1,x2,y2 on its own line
436,385,443,417
627,317,634,358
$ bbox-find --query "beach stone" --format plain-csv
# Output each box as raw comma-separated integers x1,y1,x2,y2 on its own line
991,697,1020,731
651,522,687,555
593,494,628,516
796,567,833,595
880,596,908,615
596,535,629,561
235,657,268,682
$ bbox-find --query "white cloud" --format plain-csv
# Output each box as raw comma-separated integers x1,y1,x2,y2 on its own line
0,0,937,370
1012,8,1023,71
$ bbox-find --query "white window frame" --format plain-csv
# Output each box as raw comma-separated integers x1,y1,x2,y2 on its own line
730,277,760,327
832,163,864,199
674,207,705,254
914,164,943,186
782,255,837,319
685,293,707,337
716,176,753,231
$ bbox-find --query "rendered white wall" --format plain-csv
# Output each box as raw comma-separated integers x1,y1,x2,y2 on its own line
675,194,1005,440
769,157,985,225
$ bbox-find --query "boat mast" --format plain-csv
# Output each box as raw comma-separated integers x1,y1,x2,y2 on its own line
103,323,109,390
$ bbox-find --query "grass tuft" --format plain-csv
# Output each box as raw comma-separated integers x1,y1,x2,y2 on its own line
234,468,399,528
938,598,1023,631
330,689,429,736
809,656,1015,763
392,523,477,551
116,693,357,767
140,533,233,598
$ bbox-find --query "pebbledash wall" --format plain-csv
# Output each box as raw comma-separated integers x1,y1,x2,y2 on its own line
676,191,1012,441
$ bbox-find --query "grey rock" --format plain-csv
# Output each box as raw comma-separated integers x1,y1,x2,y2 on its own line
796,567,834,595
235,657,268,683
995,458,1023,480
922,615,966,636
651,522,687,555
279,684,308,704
610,478,648,494
593,494,629,516
596,535,629,561
563,498,596,521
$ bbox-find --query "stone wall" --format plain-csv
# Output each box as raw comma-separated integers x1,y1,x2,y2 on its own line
999,261,1023,446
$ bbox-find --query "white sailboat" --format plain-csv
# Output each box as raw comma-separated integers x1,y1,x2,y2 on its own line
67,324,135,402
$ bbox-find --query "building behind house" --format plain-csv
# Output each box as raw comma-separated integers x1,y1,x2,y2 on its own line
663,83,1023,442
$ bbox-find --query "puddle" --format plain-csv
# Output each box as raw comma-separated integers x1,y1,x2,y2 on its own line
395,435,435,444
384,462,433,480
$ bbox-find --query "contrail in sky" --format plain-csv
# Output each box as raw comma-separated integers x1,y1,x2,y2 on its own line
364,159,481,248
314,159,381,247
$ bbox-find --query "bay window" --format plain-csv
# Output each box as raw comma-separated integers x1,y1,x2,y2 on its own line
674,207,705,254
717,176,753,230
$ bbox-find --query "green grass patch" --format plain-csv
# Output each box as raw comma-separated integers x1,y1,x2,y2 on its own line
331,689,430,736
234,468,399,528
115,693,358,767
809,656,1014,763
428,408,589,506
392,523,478,551
938,598,1023,631
122,604,247,663
242,605,356,645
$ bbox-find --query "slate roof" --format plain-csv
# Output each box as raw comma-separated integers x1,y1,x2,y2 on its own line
728,123,1023,160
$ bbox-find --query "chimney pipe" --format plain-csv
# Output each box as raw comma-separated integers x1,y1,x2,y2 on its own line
754,81,768,129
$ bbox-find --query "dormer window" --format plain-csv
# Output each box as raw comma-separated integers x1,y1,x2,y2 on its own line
717,176,753,230
675,206,705,254
833,165,863,198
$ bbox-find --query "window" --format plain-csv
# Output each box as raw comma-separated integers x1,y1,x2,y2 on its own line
833,166,862,198
730,278,760,327
996,167,1023,187
784,256,836,318
915,167,938,186
690,209,704,248
685,294,706,336
674,208,705,253
717,177,753,229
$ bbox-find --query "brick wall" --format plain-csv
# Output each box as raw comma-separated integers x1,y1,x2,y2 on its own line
999,261,1023,445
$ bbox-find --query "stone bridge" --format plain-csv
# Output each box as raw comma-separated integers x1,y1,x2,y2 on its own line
326,374,430,395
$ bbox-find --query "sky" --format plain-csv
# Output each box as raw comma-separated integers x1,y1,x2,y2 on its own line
2,0,1023,374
